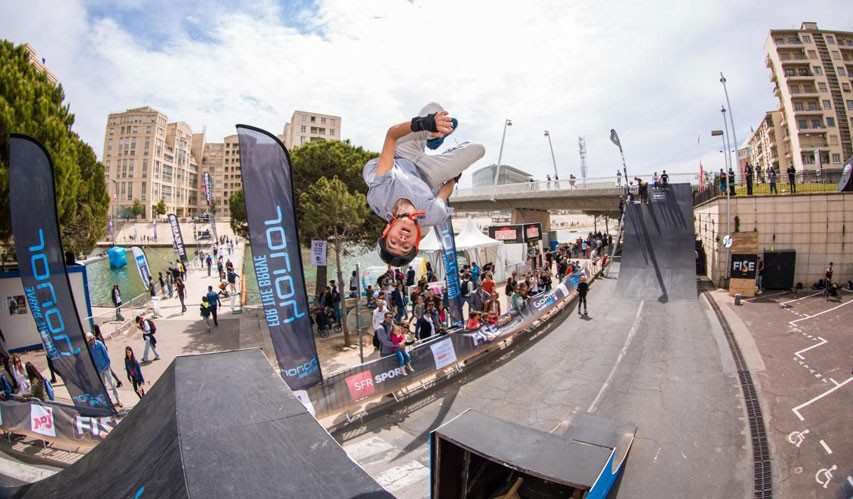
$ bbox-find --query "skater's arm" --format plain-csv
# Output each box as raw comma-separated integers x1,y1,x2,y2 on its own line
376,113,454,177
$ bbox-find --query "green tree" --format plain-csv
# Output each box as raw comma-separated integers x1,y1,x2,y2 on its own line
154,199,166,217
130,200,145,219
299,176,370,346
0,40,109,254
228,191,248,237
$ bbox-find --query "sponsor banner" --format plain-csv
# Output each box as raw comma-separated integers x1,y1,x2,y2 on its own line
310,240,327,266
131,246,152,290
203,171,213,206
730,254,757,279
8,135,114,415
0,398,120,446
167,214,189,263
237,125,323,391
308,270,587,417
30,404,56,437
489,224,523,244
430,338,457,369
523,223,542,242
435,220,464,327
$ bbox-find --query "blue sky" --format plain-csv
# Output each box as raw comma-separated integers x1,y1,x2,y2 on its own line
1,0,852,184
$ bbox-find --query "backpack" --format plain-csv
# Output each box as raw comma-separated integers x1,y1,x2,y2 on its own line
146,319,157,335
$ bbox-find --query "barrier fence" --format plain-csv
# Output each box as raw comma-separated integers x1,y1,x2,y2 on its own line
0,398,119,450
306,260,602,419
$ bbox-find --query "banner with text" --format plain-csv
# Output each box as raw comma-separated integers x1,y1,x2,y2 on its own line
434,219,464,327
131,246,152,290
237,125,323,391
203,171,213,206
167,213,188,263
8,135,114,416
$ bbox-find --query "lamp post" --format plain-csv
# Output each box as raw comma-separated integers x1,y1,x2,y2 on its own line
712,128,731,281
720,73,739,166
110,179,118,244
491,119,513,196
544,130,559,182
609,129,629,191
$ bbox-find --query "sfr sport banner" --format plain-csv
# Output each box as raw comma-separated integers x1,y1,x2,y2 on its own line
8,135,114,416
236,125,323,392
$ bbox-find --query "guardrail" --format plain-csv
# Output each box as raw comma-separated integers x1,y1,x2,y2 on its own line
453,172,698,199
693,169,842,205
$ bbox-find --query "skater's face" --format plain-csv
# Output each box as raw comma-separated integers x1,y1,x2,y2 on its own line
384,217,420,255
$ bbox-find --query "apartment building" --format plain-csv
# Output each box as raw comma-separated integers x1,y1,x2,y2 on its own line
102,107,201,219
22,43,58,86
281,110,341,150
745,110,790,174
765,22,853,172
199,135,243,217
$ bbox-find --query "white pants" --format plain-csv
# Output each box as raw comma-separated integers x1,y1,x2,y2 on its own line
142,336,160,361
396,102,486,193
100,367,120,404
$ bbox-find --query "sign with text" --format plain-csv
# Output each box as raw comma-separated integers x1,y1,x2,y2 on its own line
430,338,457,369
237,125,323,391
131,246,152,290
730,254,758,279
523,223,542,242
310,240,327,266
488,224,523,244
167,214,188,263
30,404,56,437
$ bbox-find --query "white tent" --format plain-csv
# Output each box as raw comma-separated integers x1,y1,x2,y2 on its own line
418,218,510,282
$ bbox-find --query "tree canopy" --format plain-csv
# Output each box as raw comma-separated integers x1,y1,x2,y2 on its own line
298,176,370,250
154,199,167,217
228,191,248,237
0,40,109,254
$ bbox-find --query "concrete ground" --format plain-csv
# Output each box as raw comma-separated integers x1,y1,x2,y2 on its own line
712,288,853,499
336,263,750,498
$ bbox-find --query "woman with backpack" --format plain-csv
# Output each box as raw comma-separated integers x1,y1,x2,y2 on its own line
135,315,160,362
93,325,123,388
124,347,146,399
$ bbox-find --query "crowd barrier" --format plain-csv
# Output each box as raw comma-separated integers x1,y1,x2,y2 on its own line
307,260,601,419
0,398,120,450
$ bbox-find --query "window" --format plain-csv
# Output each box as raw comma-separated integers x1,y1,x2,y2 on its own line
832,153,841,163
808,50,817,59
794,102,804,111
813,66,822,75
844,83,852,92
310,116,316,123
798,119,808,129
811,119,822,128
829,135,838,145
321,117,326,124
801,34,811,43
330,128,335,136
826,35,835,44
826,117,835,127
823,99,832,109
838,67,848,76
847,100,853,110
126,183,133,201
141,182,147,200
818,82,828,91
832,50,841,60
300,125,306,133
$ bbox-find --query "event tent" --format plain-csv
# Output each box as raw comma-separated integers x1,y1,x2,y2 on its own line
419,219,511,282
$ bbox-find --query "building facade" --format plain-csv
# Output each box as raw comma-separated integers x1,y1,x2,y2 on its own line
746,110,790,175
22,43,57,85
281,111,341,150
472,164,533,187
102,107,201,219
765,22,853,172
199,135,243,217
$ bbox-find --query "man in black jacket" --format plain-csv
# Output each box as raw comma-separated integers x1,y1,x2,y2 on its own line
577,275,590,316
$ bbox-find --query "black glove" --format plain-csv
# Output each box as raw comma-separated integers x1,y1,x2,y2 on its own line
411,113,438,133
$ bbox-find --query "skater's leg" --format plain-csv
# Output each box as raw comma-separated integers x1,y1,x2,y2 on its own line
414,141,486,192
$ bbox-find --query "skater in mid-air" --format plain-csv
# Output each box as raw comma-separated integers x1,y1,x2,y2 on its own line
364,103,485,266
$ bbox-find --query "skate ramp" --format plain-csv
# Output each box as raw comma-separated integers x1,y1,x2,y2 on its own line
4,350,390,499
618,183,696,302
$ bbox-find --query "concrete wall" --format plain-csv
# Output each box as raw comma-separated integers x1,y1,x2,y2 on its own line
0,266,92,352
695,192,853,286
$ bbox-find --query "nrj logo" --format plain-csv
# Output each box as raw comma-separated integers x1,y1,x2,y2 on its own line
30,404,55,437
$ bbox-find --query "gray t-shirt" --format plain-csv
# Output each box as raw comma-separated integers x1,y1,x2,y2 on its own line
363,157,451,228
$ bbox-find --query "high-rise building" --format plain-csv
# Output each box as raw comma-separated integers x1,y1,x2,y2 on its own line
764,22,853,172
200,134,243,217
102,107,201,219
282,111,341,150
745,110,790,174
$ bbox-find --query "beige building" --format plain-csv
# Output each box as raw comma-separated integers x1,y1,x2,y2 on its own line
22,43,58,85
102,107,201,219
199,135,243,217
281,110,341,149
764,22,853,172
745,110,790,175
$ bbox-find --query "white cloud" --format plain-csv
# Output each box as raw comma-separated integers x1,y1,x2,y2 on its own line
2,0,851,186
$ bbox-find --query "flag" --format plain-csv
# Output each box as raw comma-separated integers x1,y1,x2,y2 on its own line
609,129,621,149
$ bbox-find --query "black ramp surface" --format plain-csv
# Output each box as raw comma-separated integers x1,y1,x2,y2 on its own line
8,350,391,499
618,183,696,302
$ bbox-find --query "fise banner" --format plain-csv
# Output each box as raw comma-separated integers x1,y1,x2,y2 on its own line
131,247,152,290
8,135,114,416
236,125,323,391
167,213,188,263
435,220,464,327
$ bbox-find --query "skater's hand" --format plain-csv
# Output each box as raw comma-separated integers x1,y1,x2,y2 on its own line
431,112,454,137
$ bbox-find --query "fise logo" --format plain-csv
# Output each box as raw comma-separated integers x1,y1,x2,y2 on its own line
76,416,117,439
30,405,55,437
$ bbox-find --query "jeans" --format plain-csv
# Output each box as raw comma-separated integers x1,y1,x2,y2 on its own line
395,306,406,323
395,349,410,367
100,367,120,405
142,336,160,361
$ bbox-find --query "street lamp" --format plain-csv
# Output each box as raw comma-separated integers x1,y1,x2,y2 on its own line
720,73,739,165
492,119,513,190
544,130,559,182
711,128,732,281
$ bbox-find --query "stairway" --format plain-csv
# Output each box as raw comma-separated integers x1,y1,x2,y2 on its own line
814,32,853,160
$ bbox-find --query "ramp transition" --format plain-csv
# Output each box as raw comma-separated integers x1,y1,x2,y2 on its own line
618,183,696,302
3,350,391,499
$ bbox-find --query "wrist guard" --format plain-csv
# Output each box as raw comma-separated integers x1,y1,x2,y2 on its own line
411,113,438,133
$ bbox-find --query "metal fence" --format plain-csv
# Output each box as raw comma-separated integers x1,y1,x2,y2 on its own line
694,169,842,205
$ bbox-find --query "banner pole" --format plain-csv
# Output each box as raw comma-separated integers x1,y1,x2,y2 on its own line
356,264,364,364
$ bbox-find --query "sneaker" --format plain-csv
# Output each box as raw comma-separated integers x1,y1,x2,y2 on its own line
154,356,161,361
406,362,415,373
